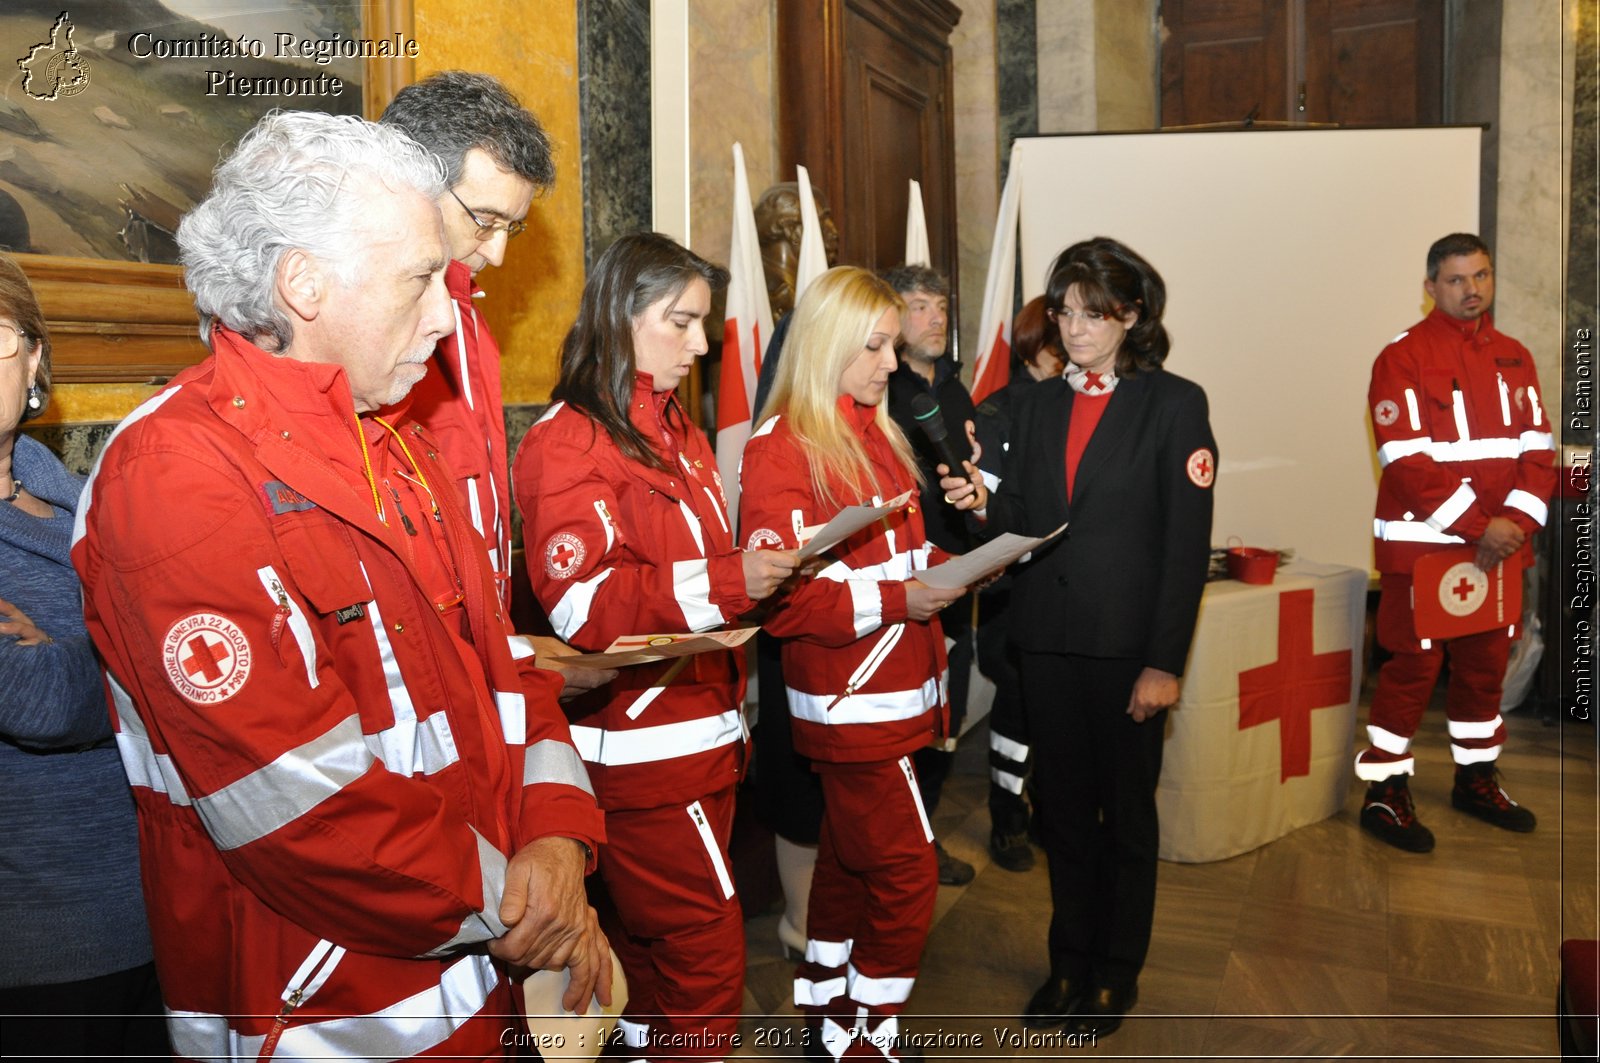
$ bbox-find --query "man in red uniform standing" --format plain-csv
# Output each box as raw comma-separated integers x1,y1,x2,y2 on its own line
73,110,608,1059
379,71,549,614
1358,233,1555,852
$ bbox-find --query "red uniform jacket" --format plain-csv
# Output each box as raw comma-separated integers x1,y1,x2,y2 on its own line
407,260,514,610
514,378,753,811
73,328,602,1061
1369,308,1556,574
739,404,949,765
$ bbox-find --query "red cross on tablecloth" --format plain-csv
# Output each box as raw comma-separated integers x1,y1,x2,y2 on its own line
1452,577,1476,601
1237,588,1352,781
181,633,230,682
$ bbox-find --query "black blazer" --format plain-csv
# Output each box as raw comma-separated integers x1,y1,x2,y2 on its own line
982,368,1217,675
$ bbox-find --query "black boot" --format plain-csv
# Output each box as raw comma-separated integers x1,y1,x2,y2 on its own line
1451,762,1537,832
1359,776,1435,852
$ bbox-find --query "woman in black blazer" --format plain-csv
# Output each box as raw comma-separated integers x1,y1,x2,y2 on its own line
942,237,1216,1038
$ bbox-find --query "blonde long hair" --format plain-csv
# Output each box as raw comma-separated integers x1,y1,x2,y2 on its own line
757,266,921,510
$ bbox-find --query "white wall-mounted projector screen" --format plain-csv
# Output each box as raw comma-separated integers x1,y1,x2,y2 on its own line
1013,127,1481,574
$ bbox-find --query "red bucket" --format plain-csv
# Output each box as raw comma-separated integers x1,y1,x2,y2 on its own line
1226,546,1277,584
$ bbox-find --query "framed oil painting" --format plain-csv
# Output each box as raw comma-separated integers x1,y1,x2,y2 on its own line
1,0,415,382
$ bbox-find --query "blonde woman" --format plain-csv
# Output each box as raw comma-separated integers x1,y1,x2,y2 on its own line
740,266,971,1062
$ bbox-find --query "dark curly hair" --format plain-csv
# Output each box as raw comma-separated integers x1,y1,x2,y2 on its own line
1045,236,1169,376
380,71,555,191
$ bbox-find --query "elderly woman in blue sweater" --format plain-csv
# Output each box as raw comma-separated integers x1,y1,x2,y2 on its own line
0,254,168,1058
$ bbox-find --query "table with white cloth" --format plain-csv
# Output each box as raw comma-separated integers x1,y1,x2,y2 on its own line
1157,560,1368,863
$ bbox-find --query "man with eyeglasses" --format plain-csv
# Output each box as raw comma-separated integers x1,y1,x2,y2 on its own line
1359,232,1556,853
380,72,546,617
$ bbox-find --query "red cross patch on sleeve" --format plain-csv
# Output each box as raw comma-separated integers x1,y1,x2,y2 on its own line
1186,448,1216,488
163,613,253,704
746,527,784,551
544,532,587,580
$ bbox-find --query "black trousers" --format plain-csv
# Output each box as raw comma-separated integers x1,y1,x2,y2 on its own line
1021,651,1166,991
0,961,170,1062
977,585,1030,836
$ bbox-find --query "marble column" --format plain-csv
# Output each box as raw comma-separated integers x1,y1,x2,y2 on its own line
1036,0,1096,133
579,0,652,268
997,0,1039,183
953,1,1000,363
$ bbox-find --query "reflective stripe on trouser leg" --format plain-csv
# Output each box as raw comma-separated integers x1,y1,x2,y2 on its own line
797,758,938,1054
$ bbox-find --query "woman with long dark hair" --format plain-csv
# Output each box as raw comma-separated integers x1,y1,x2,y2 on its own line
944,237,1217,1038
741,266,971,1061
514,232,797,1059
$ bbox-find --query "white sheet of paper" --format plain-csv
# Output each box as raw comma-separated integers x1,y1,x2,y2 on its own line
558,626,759,669
798,490,913,560
916,522,1069,589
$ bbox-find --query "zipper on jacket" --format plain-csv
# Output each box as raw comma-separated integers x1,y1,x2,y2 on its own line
266,577,292,653
825,623,905,710
257,939,346,1061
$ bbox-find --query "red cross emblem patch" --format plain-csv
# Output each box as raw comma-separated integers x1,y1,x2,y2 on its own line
1438,561,1488,616
746,527,784,551
544,532,587,580
1373,399,1399,427
1186,448,1215,488
163,613,252,704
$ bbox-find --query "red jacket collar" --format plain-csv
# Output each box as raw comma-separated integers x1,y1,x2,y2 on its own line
1425,305,1496,343
836,393,881,435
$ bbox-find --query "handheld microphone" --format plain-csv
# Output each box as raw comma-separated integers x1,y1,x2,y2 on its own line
908,393,978,488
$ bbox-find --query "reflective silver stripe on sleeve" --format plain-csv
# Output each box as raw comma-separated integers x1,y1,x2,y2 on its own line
1403,388,1421,432
167,953,499,1061
568,709,744,767
1373,519,1467,544
687,800,736,900
424,828,510,956
898,755,934,843
257,565,319,689
787,675,940,726
1427,438,1521,462
197,714,374,851
1505,489,1549,526
109,674,193,806
1377,438,1434,467
523,738,595,795
1520,429,1555,454
846,579,884,639
1423,481,1476,531
677,498,705,556
550,567,614,640
671,558,725,631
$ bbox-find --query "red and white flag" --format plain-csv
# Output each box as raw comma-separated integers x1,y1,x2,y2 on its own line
794,164,828,302
970,147,1022,405
905,179,930,267
715,142,774,523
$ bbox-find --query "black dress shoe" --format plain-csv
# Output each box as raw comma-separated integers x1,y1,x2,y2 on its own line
1022,975,1084,1028
1066,984,1137,1038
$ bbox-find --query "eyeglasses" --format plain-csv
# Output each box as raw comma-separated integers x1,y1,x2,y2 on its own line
1047,306,1122,326
0,324,30,361
448,190,526,241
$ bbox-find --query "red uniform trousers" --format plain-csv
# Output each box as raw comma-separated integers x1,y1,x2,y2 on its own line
597,785,743,1062
1356,573,1512,781
797,757,937,1061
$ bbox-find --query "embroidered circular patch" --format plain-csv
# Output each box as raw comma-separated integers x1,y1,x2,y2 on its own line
163,613,252,705
746,527,785,551
544,532,587,579
1186,448,1216,488
1514,385,1526,411
1438,561,1488,617
1373,399,1400,427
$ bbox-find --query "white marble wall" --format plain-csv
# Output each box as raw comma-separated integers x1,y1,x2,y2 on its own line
1094,0,1157,130
686,0,778,267
953,0,1001,363
1493,0,1571,392
1037,0,1097,132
